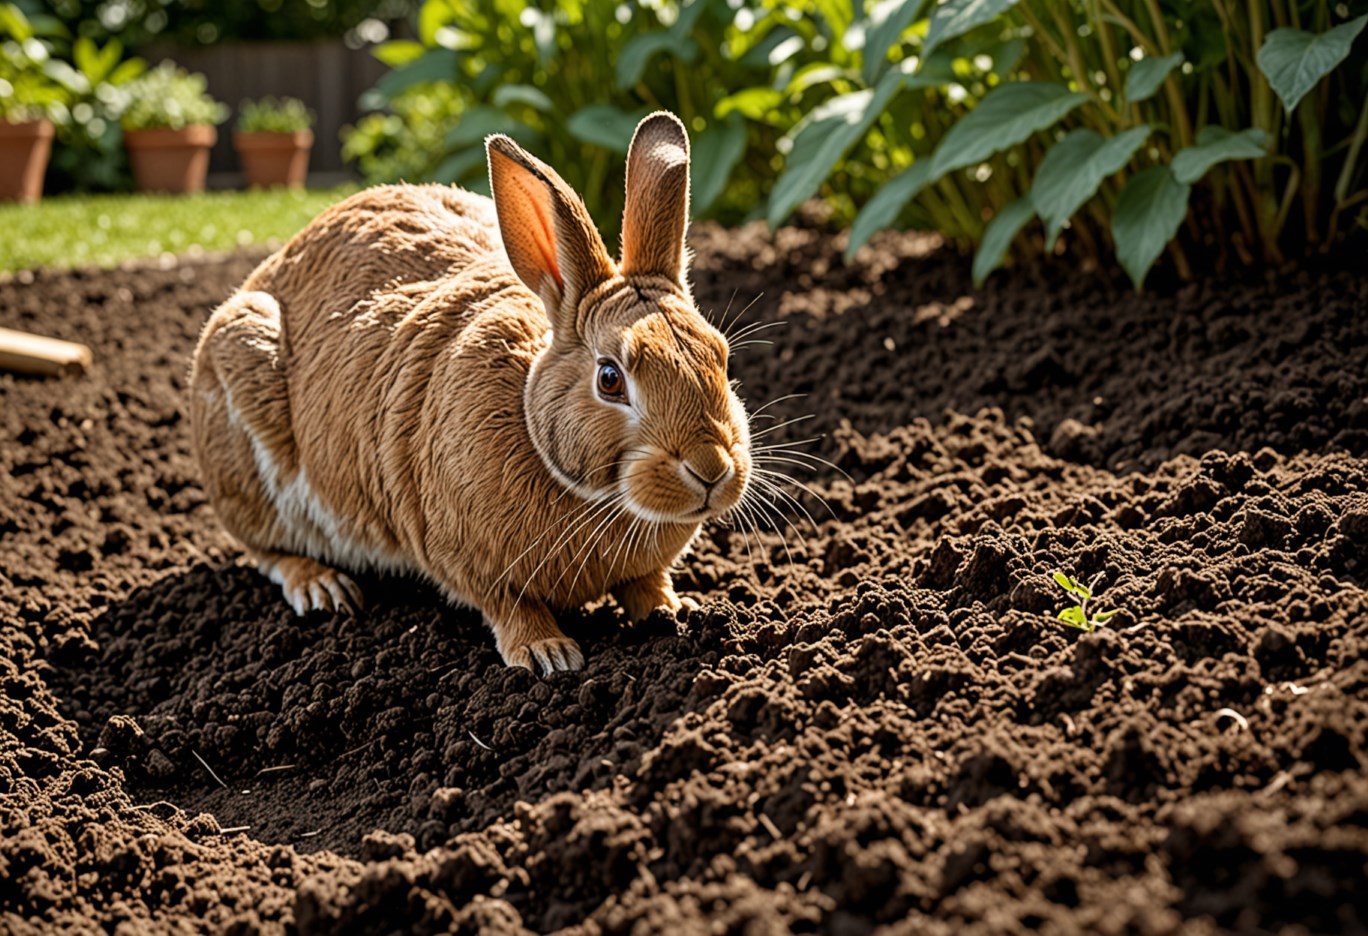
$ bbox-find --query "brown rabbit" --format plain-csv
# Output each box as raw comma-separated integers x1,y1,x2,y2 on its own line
189,112,752,674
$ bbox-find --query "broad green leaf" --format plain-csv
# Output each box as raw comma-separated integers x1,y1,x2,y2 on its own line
429,147,486,184
691,115,748,216
1052,572,1074,590
786,63,853,96
716,86,783,121
491,84,552,112
1124,51,1182,104
108,58,144,86
372,39,425,68
862,0,931,85
1093,609,1120,622
0,3,34,40
768,67,907,227
972,197,1035,286
923,0,1018,59
367,48,459,106
615,31,699,90
845,159,934,259
928,82,1087,180
1073,582,1091,599
1032,126,1149,247
1111,166,1191,289
417,0,454,46
1170,126,1268,184
442,106,534,149
1257,15,1367,113
567,104,650,153
739,26,804,69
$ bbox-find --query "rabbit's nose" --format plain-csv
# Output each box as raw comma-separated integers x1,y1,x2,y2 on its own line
681,448,734,491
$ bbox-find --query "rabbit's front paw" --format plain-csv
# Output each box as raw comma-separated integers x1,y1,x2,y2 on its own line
257,552,364,616
504,637,585,675
615,570,695,622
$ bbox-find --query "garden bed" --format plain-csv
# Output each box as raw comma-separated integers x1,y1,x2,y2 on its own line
1,225,1366,933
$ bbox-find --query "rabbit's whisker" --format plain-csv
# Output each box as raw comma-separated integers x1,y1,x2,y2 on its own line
749,414,816,439
487,492,611,596
747,393,808,420
513,493,625,608
752,468,834,526
721,292,764,340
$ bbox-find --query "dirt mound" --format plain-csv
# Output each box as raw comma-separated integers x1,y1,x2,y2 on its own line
2,225,1366,933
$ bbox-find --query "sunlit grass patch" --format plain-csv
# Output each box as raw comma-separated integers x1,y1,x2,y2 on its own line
0,187,355,273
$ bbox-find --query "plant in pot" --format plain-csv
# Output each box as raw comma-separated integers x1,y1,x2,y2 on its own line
233,96,314,188
120,61,227,194
0,5,61,203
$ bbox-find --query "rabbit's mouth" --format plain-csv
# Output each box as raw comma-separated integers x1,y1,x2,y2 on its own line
619,445,749,526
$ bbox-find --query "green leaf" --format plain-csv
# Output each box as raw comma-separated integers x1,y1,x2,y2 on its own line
716,86,784,121
417,0,454,46
429,147,486,185
845,159,934,260
862,0,931,85
442,106,531,150
567,104,650,153
972,197,1035,286
768,68,907,228
1092,609,1121,622
367,48,460,106
1257,15,1367,114
491,84,552,112
739,26,804,69
1057,606,1090,629
691,115,748,216
372,39,425,68
1171,126,1268,184
615,31,699,90
928,81,1087,180
108,57,145,86
1111,166,1192,289
1073,582,1091,600
923,0,1018,59
1124,51,1182,104
786,63,853,96
1052,571,1074,591
1032,126,1149,247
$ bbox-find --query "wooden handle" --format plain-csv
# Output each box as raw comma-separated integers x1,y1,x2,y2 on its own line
0,327,93,378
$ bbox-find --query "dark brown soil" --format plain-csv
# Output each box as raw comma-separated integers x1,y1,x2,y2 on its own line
2,223,1366,934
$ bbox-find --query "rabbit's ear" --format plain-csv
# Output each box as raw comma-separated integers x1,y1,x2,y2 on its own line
620,112,690,283
487,134,615,333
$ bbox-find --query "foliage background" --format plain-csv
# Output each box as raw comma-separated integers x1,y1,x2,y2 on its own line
346,0,1368,285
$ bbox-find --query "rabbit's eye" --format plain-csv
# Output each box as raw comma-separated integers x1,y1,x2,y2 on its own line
597,361,627,402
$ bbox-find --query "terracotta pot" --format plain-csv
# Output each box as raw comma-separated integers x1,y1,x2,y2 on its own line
234,129,313,189
0,119,55,204
124,125,217,194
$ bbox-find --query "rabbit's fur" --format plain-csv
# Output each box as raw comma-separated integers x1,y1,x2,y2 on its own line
189,112,751,673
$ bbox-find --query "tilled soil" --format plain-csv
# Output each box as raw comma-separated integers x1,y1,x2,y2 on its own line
2,223,1366,934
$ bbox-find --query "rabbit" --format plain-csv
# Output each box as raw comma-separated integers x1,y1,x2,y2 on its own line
189,111,752,674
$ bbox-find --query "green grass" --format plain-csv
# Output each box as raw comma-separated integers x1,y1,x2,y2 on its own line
0,187,354,273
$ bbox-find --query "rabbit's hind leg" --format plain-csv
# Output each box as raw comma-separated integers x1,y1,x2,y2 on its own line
191,290,363,616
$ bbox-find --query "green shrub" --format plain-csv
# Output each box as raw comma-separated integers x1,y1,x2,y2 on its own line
342,80,463,184
346,0,825,237
353,0,1368,285
121,60,227,131
0,2,64,122
237,96,315,134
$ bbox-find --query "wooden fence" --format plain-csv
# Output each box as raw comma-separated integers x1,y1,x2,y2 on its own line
144,40,390,180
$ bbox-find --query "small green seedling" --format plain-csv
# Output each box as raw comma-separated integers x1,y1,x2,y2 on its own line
1051,572,1120,633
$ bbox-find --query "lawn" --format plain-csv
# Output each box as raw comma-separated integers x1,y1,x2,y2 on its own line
0,187,353,273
